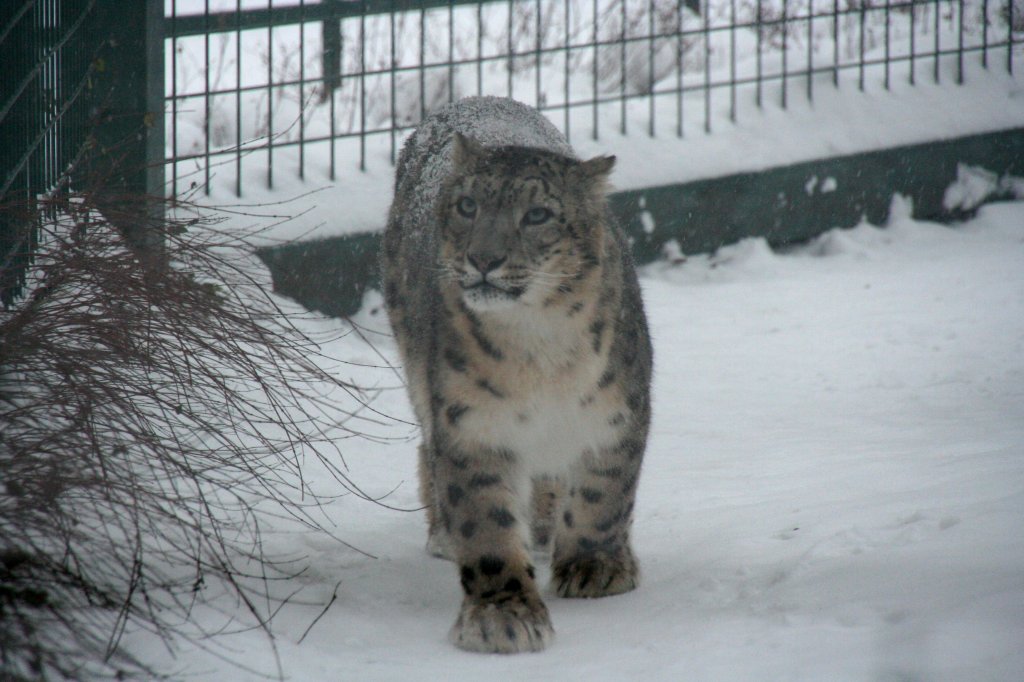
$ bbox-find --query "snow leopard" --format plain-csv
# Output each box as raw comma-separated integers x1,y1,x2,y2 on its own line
381,97,652,654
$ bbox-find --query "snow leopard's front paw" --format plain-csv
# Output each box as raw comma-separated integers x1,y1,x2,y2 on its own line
553,548,639,599
449,594,554,653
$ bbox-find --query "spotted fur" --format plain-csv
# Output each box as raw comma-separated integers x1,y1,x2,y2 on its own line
381,97,652,654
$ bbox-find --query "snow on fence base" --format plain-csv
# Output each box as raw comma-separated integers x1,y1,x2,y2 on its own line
256,125,1024,319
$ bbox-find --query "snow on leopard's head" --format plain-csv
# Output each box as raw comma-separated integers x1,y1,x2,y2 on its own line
438,133,615,314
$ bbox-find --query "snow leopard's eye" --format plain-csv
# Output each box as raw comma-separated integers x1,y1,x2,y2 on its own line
455,196,477,218
522,206,553,226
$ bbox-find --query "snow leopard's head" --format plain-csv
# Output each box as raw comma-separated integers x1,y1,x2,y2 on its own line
438,134,615,312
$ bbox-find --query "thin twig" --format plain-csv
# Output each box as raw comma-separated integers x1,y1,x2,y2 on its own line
297,580,343,645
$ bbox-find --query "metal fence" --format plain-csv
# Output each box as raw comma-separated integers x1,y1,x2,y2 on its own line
1,1,97,307
164,0,1020,197
0,1,163,308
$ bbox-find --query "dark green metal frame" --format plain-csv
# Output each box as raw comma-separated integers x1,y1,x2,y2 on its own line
618,127,1024,264
0,0,165,307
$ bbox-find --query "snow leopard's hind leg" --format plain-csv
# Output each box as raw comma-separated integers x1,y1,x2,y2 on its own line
421,441,456,560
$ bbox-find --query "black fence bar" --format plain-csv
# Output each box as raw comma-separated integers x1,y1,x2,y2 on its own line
1009,0,1015,73
675,0,683,136
299,0,306,179
235,0,242,195
781,0,788,108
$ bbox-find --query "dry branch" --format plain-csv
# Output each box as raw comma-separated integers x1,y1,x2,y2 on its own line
1,187,380,679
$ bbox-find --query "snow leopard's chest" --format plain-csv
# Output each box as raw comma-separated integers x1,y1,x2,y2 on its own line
439,308,625,477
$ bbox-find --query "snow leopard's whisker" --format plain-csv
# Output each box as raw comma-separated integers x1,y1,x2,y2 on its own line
427,265,462,283
520,269,576,283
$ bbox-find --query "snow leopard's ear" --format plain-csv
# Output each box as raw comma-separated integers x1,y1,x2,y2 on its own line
573,155,616,197
576,154,616,180
451,133,485,169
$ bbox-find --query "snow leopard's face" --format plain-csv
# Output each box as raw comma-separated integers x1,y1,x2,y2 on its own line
438,134,615,312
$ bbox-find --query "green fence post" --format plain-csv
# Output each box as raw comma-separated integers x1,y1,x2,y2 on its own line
85,0,165,251
321,0,342,102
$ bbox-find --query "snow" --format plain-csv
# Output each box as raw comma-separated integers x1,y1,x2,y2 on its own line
123,197,1024,680
118,4,1024,677
943,163,1021,212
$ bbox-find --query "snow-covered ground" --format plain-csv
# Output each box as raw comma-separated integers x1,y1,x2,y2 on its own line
124,196,1024,680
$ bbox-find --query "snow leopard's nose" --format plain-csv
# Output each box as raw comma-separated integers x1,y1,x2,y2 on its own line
467,252,507,276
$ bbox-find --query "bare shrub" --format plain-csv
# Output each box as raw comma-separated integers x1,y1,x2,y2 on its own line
0,187,380,679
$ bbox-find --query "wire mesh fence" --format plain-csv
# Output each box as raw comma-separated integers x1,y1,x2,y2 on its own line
1,1,163,308
164,0,1020,197
0,0,101,307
